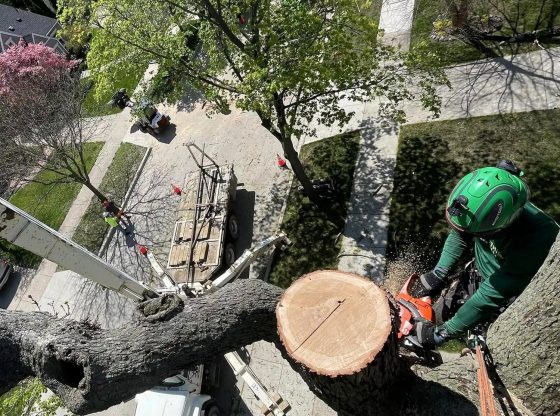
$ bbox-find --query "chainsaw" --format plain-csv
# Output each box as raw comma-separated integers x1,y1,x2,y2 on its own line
395,273,435,351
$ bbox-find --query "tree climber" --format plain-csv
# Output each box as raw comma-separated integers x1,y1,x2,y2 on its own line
411,160,559,349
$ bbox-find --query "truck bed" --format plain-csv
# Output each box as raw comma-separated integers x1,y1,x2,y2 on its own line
166,164,235,284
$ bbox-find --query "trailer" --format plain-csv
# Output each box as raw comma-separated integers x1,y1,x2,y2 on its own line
165,143,238,291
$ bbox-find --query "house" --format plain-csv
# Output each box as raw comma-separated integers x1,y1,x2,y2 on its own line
0,4,66,54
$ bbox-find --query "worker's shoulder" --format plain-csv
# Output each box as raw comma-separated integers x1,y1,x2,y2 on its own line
520,202,559,237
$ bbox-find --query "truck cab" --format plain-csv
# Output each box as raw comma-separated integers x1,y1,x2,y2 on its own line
134,366,219,416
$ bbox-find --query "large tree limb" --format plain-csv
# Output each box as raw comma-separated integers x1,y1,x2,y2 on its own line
0,279,282,414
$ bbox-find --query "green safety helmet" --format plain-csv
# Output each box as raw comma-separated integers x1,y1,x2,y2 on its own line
445,164,530,237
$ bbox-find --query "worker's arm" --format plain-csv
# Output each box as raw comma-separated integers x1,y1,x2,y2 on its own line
443,268,525,336
432,229,470,280
411,229,470,297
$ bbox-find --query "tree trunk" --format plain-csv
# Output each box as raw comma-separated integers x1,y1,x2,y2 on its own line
2,238,560,416
255,107,324,207
449,0,470,28
82,180,108,202
0,279,282,415
486,237,560,416
281,136,345,227
280,135,316,199
276,270,400,415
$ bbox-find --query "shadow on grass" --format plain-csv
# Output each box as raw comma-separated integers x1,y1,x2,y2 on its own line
410,0,560,67
388,109,560,270
0,142,103,268
72,143,147,254
269,132,361,289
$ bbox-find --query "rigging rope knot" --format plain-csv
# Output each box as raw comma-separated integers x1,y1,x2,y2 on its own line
139,294,184,322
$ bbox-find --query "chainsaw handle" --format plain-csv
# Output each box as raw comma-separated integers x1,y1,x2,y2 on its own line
398,298,429,323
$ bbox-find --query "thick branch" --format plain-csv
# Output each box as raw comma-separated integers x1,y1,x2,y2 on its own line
0,279,282,414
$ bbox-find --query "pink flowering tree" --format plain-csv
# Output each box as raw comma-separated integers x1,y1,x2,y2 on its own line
0,40,78,96
0,41,107,202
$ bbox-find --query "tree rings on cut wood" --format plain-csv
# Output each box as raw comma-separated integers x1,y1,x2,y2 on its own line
277,270,394,375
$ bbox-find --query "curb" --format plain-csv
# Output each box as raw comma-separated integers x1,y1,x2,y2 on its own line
98,146,152,257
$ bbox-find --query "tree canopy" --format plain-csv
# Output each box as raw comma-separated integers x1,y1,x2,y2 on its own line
59,0,446,201
0,40,77,97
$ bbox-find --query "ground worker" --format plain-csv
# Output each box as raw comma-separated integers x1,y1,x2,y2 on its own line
103,211,130,235
411,161,559,349
102,200,130,226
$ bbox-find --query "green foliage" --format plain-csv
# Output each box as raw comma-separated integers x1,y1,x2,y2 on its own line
81,59,145,117
0,378,67,416
60,0,445,137
73,143,146,253
387,109,560,269
57,0,92,51
269,132,361,288
0,142,103,267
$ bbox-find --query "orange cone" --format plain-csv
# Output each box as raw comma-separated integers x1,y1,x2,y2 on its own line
136,244,148,256
171,184,182,195
277,154,287,168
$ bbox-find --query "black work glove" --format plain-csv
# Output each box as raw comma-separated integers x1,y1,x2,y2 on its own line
415,321,450,350
410,271,444,298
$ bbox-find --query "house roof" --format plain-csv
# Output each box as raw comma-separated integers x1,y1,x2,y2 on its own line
0,4,59,37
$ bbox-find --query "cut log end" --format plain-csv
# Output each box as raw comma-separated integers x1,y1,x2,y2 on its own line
276,270,393,376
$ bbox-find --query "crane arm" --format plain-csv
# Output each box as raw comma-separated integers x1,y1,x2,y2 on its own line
0,198,157,301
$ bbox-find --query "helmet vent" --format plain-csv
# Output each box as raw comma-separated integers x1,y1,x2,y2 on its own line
486,181,490,186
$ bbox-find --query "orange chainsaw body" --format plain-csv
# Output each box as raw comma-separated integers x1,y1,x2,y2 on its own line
396,274,435,339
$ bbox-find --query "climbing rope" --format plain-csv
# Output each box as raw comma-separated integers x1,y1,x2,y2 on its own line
475,345,498,416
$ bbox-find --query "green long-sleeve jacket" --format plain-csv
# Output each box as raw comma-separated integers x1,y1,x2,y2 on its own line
434,202,559,336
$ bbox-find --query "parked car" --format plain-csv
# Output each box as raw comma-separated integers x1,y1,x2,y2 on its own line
0,260,12,290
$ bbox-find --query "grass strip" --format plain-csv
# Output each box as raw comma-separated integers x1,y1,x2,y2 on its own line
269,132,361,288
1,142,103,267
410,0,560,66
72,143,147,253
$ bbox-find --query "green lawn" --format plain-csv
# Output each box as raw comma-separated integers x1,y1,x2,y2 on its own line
411,0,560,66
411,0,482,66
82,67,145,117
387,109,560,271
72,143,147,253
269,132,361,289
1,142,103,267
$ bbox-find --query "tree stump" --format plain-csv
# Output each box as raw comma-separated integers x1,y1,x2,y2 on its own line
276,270,400,415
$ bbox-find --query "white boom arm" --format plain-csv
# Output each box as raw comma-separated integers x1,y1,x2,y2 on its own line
0,198,157,301
203,233,289,291
1,198,292,415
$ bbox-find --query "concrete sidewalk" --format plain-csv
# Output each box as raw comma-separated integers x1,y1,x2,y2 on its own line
378,0,416,50
7,111,132,312
337,47,560,282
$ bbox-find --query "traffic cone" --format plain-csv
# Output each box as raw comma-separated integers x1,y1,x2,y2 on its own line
171,183,182,196
277,154,287,168
136,244,148,256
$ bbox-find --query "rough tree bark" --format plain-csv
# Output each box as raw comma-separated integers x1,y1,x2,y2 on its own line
0,280,282,414
2,240,559,415
276,270,400,415
486,237,560,416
